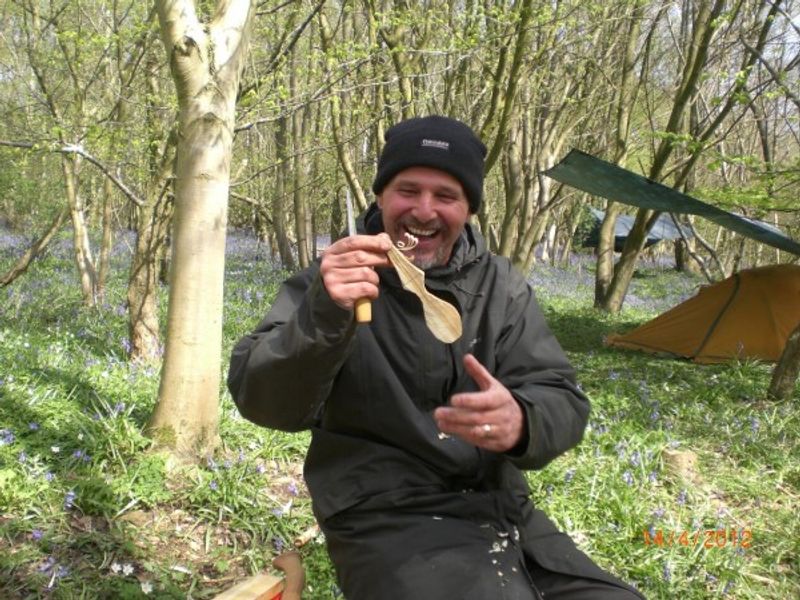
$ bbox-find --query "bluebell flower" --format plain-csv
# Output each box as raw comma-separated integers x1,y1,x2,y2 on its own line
287,482,299,496
651,507,665,519
18,451,27,463
29,422,40,431
38,556,56,572
749,417,759,435
209,480,219,491
255,463,266,475
45,472,55,482
564,469,575,484
722,581,734,594
32,529,44,541
622,471,634,486
677,489,688,505
121,337,132,353
629,451,641,467
662,562,671,582
647,471,658,484
64,490,76,509
273,537,285,552
0,429,15,446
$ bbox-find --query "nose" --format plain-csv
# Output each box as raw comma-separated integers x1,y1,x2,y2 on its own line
411,192,436,222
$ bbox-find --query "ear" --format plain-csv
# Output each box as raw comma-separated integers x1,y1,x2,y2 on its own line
376,194,383,209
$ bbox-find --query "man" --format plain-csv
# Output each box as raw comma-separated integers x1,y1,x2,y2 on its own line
228,116,644,599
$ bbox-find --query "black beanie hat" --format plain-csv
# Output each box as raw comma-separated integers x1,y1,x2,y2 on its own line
371,116,487,214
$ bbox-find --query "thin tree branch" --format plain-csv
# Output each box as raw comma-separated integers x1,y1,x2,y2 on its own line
0,140,143,206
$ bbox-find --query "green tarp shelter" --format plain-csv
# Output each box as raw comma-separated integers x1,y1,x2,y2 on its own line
544,149,800,256
583,207,692,251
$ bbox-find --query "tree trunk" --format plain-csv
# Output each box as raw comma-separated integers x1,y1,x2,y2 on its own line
768,323,800,401
127,131,176,363
96,176,115,301
148,0,255,460
62,154,98,306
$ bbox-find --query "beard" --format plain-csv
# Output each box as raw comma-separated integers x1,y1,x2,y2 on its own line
408,245,450,270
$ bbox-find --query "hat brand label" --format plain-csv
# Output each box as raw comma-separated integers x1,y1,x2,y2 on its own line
421,139,450,150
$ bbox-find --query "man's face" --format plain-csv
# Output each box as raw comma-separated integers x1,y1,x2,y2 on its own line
377,166,471,269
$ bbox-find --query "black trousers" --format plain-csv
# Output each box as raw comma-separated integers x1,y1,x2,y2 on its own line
323,502,645,600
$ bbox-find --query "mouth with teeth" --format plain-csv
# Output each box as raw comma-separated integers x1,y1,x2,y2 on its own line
394,221,448,268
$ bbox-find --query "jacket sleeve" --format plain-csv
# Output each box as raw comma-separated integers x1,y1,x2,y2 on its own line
496,265,590,470
227,263,357,431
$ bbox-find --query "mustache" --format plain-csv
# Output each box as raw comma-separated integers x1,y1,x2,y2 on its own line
398,218,444,230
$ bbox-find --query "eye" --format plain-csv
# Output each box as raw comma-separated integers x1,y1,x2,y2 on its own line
436,191,459,202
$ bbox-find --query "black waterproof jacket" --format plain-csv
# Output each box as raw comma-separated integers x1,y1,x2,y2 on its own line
228,205,638,598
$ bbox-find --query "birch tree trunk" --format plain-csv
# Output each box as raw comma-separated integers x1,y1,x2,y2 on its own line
148,0,255,459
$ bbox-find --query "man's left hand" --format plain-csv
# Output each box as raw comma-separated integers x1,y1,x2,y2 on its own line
433,354,525,453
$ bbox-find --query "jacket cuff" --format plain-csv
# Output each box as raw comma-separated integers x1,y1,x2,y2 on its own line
306,271,357,339
504,396,535,461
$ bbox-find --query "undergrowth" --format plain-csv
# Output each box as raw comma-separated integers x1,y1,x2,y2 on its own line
0,231,797,599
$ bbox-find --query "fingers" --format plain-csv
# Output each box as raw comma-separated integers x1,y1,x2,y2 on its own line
461,353,494,392
434,400,522,453
433,354,524,452
320,234,393,310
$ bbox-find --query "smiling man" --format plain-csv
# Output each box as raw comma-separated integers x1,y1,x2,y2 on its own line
228,116,644,599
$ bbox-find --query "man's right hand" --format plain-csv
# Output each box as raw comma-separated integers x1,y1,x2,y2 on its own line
320,233,393,310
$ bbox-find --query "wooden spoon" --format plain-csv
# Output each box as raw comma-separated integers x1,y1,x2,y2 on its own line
387,244,462,343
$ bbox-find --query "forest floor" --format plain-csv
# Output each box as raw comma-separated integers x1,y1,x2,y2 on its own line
0,228,797,599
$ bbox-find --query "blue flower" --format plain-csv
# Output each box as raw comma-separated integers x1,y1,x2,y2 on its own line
38,556,56,572
651,507,665,519
28,422,40,431
32,529,44,541
629,451,641,467
647,471,658,484
677,489,688,505
255,464,266,475
64,490,76,509
622,471,634,486
18,451,27,463
273,537,285,552
564,469,576,484
662,562,671,582
287,482,299,496
209,480,219,491
0,428,15,446
45,472,55,482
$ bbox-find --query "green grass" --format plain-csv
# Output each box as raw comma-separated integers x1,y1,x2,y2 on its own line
1,236,797,599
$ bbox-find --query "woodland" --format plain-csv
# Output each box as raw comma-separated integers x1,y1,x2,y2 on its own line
0,0,798,598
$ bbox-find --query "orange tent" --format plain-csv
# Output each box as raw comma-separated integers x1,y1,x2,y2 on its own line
606,264,800,364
